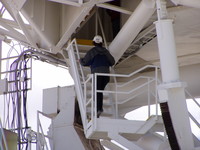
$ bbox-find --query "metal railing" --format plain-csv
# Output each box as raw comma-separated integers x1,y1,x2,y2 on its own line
64,39,88,133
185,90,200,142
84,65,159,130
0,118,8,150
66,39,160,133
36,111,52,150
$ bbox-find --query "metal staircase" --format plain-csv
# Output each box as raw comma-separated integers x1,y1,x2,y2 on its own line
20,37,199,150
61,39,168,150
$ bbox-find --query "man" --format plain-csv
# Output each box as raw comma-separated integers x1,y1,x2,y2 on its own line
80,35,115,118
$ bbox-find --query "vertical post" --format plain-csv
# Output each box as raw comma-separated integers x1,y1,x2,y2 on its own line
115,85,118,119
91,74,94,122
94,74,97,129
155,20,179,83
97,13,108,49
36,111,39,150
0,40,2,80
95,10,98,35
148,78,150,117
155,1,194,148
155,66,158,117
79,0,83,4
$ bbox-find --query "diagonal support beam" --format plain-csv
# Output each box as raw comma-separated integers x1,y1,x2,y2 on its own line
97,3,132,15
109,0,156,63
54,5,94,53
1,0,38,48
108,132,143,150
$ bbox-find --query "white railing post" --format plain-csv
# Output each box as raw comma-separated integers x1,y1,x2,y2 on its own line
155,66,159,118
91,74,94,125
115,81,118,119
84,76,87,127
94,73,97,130
36,111,40,150
148,78,151,118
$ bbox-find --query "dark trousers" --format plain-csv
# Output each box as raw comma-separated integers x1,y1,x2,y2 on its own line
96,75,110,111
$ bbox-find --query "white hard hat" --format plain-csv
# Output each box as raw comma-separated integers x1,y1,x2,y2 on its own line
93,35,103,43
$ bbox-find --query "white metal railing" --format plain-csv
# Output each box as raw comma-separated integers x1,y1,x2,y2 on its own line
64,38,88,133
66,39,159,133
0,118,8,150
36,111,52,150
84,65,159,130
185,90,200,141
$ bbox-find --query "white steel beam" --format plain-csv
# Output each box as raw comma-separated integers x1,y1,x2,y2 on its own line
108,132,143,150
96,0,113,3
0,40,2,80
0,19,26,40
155,19,195,150
97,3,132,15
54,5,94,53
0,18,30,30
48,0,82,7
109,0,156,62
1,0,38,48
14,12,38,48
171,0,200,9
101,140,124,150
0,28,27,43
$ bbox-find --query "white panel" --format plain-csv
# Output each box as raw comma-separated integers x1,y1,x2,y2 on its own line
42,86,75,116
42,87,58,115
53,126,85,150
58,86,75,110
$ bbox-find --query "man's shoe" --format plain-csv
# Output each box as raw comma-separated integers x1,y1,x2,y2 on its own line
97,110,103,118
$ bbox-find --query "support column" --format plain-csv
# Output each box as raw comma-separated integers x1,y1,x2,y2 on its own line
155,19,194,149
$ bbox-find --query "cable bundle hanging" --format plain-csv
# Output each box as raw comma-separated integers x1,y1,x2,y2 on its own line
4,48,66,150
8,50,33,150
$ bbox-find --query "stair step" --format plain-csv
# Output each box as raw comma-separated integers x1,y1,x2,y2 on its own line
86,107,113,117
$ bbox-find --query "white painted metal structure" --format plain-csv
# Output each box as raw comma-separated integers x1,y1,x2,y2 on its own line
0,0,200,150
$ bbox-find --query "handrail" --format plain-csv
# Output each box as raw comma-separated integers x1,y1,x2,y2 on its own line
83,65,159,121
68,38,159,133
188,113,200,128
0,118,8,150
185,90,200,108
71,39,86,83
96,78,154,97
117,76,154,88
184,90,200,136
94,65,157,78
95,65,158,103
96,78,154,95
37,111,52,150
64,39,87,133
